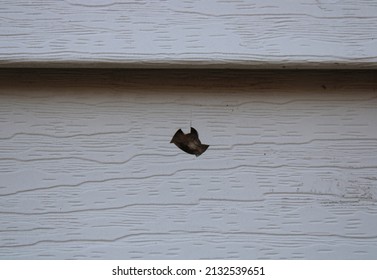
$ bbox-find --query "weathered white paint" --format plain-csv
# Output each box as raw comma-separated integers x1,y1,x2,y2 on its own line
0,0,377,68
0,69,376,259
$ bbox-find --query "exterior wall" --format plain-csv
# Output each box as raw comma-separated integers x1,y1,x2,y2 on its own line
0,69,376,259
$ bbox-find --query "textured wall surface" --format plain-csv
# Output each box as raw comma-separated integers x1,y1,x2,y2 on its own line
0,69,376,259
1,0,377,68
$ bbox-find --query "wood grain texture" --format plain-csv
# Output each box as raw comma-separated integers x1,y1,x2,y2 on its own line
1,0,377,68
0,69,376,259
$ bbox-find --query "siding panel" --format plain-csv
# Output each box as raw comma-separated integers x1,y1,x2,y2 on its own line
0,69,376,259
0,1,376,68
